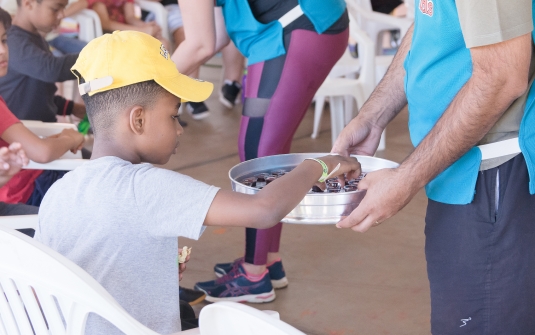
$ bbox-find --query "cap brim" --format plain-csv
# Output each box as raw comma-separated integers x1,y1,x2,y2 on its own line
156,72,213,102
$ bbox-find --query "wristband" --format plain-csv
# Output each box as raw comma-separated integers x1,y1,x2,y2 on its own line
305,158,341,183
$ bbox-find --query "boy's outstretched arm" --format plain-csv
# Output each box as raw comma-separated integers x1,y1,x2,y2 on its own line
204,155,361,229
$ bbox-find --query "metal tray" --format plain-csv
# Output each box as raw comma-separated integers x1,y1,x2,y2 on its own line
229,153,399,224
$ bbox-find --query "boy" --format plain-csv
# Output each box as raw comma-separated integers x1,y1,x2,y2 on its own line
0,7,84,208
0,0,86,122
35,31,361,334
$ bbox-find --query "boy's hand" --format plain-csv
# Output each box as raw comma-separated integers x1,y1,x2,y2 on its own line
179,254,190,280
0,143,29,185
58,129,85,153
316,154,362,181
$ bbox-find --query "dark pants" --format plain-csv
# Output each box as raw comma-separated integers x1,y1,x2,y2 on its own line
425,154,535,334
179,300,198,330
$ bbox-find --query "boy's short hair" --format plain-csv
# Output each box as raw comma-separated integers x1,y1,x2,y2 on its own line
0,8,12,29
81,80,168,136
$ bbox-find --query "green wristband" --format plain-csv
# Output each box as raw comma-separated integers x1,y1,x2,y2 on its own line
305,158,330,182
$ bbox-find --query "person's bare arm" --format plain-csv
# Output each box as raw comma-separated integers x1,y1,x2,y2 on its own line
337,33,532,232
332,25,413,156
1,123,85,163
64,0,88,18
204,155,362,228
171,0,218,75
71,102,86,119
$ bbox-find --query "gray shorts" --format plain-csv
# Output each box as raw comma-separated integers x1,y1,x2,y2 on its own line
425,154,535,334
165,4,183,34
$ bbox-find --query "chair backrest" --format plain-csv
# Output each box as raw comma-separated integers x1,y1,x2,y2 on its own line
346,5,376,100
199,301,305,335
0,226,159,335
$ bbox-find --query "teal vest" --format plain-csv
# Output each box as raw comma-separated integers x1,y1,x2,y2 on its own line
216,0,346,65
404,0,535,204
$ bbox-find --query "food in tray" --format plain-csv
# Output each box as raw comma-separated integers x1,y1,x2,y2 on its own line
178,246,192,264
237,169,367,193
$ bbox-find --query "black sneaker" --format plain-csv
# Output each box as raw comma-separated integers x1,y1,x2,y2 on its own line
219,80,242,108
179,286,206,305
186,101,210,120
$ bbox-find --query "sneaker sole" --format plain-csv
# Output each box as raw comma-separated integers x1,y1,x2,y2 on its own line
186,293,206,306
188,111,211,120
219,95,235,109
201,289,276,304
214,271,288,289
271,277,289,289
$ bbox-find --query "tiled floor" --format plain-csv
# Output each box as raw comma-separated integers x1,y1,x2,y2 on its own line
166,63,431,334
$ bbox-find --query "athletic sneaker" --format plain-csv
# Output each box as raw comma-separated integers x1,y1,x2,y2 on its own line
214,258,289,289
186,101,210,120
194,263,275,303
219,80,241,108
179,286,206,305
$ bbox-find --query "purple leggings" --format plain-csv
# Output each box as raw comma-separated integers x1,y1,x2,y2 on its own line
239,28,349,265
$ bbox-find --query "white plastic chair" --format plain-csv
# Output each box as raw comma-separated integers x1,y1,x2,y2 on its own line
21,120,89,171
349,0,413,55
0,214,38,231
0,226,303,335
199,302,304,335
312,11,379,148
135,0,171,42
0,225,199,335
71,9,104,42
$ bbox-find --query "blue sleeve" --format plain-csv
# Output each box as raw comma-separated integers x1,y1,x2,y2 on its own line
7,30,77,83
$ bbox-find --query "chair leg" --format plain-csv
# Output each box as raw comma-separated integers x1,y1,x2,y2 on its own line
311,96,325,139
330,96,345,146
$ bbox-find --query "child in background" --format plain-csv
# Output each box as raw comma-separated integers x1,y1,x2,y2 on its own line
88,0,169,46
35,31,361,334
0,0,87,124
0,8,85,207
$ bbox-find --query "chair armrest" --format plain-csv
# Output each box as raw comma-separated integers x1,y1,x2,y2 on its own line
134,0,170,41
21,120,77,138
25,159,88,171
0,215,39,230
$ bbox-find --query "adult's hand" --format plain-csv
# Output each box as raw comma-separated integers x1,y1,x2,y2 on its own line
336,167,419,232
331,116,384,157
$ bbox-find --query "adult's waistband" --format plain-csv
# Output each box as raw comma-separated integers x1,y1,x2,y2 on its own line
478,137,520,160
278,5,304,28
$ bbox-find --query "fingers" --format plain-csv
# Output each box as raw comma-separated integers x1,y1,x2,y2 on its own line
179,262,186,274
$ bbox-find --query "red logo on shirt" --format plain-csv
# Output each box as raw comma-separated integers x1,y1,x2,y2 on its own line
419,0,433,17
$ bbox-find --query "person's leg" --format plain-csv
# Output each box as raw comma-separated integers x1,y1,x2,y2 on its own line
26,170,67,207
220,41,245,108
195,27,349,303
425,154,535,334
48,35,87,55
222,42,244,83
241,28,349,272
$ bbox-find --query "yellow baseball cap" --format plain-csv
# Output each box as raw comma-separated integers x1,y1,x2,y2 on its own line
71,31,213,102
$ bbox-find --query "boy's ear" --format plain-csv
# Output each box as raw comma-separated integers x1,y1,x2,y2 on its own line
20,0,35,10
129,106,145,135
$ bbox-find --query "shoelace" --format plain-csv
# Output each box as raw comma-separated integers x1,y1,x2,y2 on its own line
216,262,243,284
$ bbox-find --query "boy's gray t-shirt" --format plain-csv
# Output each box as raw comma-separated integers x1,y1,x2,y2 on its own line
35,156,219,334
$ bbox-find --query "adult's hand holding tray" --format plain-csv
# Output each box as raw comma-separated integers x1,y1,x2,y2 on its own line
229,153,399,224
